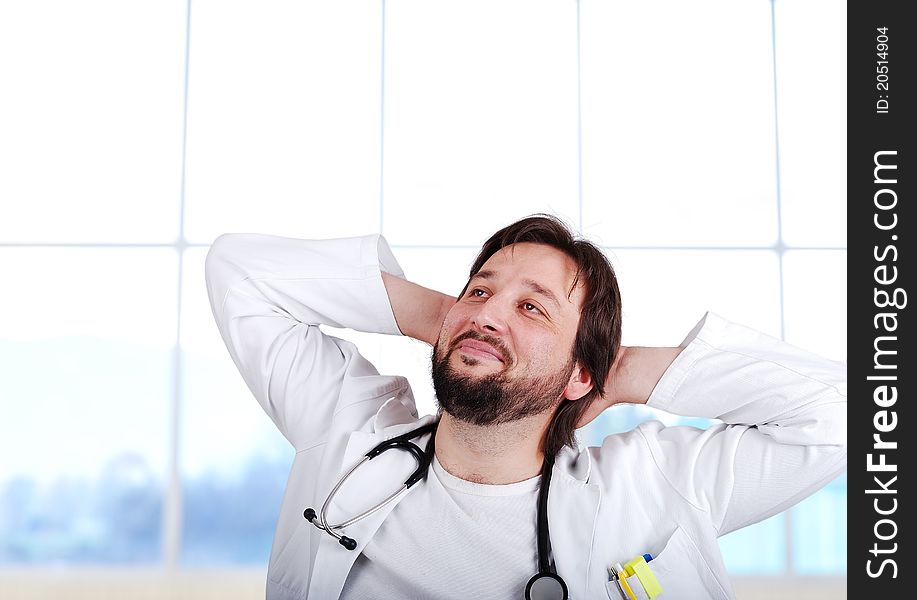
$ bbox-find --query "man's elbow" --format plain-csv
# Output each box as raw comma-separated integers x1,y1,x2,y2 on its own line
204,233,249,316
822,400,848,448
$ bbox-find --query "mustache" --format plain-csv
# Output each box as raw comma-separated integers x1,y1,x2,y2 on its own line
449,330,511,364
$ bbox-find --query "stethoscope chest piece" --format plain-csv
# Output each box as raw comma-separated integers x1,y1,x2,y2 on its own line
525,571,568,600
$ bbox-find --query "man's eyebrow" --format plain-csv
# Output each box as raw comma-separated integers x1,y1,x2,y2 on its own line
470,270,562,311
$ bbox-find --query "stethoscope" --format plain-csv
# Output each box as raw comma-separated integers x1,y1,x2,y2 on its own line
303,419,569,600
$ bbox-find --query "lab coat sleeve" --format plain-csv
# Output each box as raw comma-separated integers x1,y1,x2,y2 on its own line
204,232,408,450
641,311,847,536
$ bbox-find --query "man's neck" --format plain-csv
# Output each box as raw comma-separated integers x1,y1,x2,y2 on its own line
433,411,551,484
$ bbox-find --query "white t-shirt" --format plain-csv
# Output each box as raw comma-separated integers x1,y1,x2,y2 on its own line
339,454,543,600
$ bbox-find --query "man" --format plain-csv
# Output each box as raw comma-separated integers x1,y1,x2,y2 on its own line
205,214,846,599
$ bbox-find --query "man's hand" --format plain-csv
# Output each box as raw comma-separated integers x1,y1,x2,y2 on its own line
575,345,683,429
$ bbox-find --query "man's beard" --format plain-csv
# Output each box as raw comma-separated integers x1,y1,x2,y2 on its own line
431,334,574,427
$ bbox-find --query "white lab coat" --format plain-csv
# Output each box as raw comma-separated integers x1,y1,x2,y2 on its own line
204,232,847,600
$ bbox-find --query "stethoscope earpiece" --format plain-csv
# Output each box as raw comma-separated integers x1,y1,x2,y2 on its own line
339,536,357,550
304,507,358,550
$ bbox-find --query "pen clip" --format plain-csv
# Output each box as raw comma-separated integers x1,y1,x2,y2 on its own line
615,563,638,600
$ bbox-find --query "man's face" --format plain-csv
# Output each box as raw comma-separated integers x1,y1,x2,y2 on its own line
431,242,590,426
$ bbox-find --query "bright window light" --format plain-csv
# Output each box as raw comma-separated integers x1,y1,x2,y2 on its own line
182,1,384,244
580,0,778,247
0,248,176,563
0,1,185,243
382,0,580,246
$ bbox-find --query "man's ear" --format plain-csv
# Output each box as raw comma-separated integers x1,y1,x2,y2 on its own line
563,363,594,401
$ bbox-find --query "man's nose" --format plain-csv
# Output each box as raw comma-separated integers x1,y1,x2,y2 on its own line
471,295,511,334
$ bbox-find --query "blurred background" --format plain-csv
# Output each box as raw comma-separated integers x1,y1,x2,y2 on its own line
0,0,845,598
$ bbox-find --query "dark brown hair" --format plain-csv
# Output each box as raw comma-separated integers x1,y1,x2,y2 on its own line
457,214,622,460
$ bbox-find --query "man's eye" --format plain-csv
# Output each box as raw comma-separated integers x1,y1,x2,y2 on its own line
469,290,541,315
522,302,542,315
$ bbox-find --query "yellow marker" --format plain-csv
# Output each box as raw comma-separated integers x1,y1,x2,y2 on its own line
615,563,638,600
623,556,663,599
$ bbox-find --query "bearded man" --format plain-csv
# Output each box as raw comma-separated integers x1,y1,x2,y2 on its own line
205,214,846,600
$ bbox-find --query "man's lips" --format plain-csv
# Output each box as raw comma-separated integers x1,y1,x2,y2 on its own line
456,339,505,363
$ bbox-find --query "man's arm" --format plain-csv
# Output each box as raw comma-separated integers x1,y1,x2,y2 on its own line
381,271,454,346
205,233,410,449
576,346,683,428
609,346,684,404
619,312,847,536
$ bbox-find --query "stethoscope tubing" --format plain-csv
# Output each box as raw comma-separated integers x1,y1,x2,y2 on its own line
315,454,411,534
303,419,567,599
306,421,438,547
535,451,554,575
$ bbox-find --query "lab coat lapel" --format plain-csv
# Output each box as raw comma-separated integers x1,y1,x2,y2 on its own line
307,415,436,600
548,446,601,600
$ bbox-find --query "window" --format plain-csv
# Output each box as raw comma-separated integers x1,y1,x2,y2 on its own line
0,0,844,581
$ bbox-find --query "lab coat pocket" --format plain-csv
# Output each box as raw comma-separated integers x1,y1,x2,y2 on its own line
604,527,730,600
605,577,650,600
